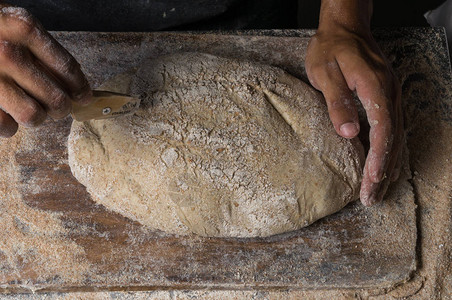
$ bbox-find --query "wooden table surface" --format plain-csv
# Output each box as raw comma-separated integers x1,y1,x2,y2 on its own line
4,28,449,293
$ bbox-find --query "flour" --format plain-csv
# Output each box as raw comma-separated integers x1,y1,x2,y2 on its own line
0,7,34,23
0,128,90,287
68,53,364,237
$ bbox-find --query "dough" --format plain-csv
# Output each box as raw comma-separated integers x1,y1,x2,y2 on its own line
68,53,364,238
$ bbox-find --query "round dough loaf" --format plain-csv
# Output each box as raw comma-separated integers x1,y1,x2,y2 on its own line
68,53,364,237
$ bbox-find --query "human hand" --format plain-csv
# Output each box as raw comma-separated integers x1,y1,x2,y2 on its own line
0,4,92,137
305,0,403,206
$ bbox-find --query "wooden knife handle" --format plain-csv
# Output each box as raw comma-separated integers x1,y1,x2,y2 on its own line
71,90,141,122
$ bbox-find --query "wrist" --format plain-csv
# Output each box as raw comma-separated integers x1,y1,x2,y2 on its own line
318,0,372,37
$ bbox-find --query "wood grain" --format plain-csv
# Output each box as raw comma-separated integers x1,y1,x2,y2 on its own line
0,31,419,292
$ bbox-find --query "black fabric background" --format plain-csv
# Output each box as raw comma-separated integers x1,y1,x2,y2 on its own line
297,0,447,29
5,1,447,31
6,0,298,31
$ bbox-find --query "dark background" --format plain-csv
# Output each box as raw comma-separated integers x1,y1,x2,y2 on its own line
6,0,447,32
298,0,446,29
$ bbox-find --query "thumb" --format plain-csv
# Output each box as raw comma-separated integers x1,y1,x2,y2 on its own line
313,64,360,139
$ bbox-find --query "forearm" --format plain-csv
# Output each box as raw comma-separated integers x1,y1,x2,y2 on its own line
319,0,372,35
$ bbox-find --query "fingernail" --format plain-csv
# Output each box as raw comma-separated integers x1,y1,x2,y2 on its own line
363,193,377,206
360,190,374,207
360,182,380,207
340,122,359,138
364,192,382,206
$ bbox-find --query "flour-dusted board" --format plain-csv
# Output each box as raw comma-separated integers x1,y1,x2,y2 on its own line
0,29,429,293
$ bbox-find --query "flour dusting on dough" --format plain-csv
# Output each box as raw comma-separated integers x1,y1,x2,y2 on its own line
68,53,364,237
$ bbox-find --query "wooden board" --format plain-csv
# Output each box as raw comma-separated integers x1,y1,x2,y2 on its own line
0,30,421,293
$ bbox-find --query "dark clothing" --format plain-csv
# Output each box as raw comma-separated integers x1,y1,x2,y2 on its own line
372,0,445,27
7,0,298,31
5,1,447,32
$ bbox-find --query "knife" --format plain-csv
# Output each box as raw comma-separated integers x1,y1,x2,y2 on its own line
71,90,141,122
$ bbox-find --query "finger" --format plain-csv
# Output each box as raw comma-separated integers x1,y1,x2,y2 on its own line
0,109,18,137
360,155,384,206
360,162,377,206
360,155,394,206
360,180,381,207
0,42,71,119
0,8,92,104
338,59,394,183
27,27,92,104
337,57,395,205
0,77,46,127
359,89,401,205
362,138,400,206
307,61,360,138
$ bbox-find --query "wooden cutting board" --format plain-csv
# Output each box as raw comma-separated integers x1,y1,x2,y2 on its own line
0,30,427,293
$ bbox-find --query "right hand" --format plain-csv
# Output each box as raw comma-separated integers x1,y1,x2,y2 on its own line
305,0,403,206
0,4,92,137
